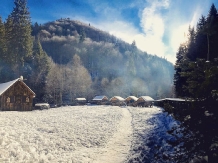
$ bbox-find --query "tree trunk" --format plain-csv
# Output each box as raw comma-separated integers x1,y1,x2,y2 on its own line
207,34,210,61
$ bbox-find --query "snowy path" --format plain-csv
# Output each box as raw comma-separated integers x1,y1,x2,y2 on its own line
93,107,132,163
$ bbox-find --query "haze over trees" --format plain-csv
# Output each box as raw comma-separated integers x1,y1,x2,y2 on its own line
0,0,174,104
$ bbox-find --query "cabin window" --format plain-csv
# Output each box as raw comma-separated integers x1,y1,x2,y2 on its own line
6,97,10,103
26,97,30,103
24,89,27,95
10,96,14,103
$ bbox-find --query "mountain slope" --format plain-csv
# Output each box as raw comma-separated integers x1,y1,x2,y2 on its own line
32,18,174,99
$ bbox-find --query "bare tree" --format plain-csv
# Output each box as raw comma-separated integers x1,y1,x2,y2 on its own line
68,54,92,100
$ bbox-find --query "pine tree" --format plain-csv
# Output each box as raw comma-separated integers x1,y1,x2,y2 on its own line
186,26,196,60
128,40,137,76
31,22,41,36
79,28,86,43
29,37,51,101
4,15,14,64
9,0,33,67
0,16,13,82
203,3,218,61
194,16,208,59
0,16,7,60
0,15,16,82
32,37,50,80
174,43,190,97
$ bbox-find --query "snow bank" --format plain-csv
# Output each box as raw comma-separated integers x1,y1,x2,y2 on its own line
126,107,180,163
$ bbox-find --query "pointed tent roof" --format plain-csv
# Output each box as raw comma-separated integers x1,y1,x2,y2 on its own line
0,78,35,97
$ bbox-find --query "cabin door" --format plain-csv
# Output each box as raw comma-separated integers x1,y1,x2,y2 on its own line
15,96,22,111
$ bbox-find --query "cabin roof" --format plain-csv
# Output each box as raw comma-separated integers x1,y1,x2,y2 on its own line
0,78,35,96
92,95,108,101
138,96,154,101
110,96,125,101
125,96,138,101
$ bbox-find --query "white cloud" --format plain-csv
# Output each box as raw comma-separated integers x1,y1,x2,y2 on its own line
96,21,138,42
95,20,167,61
94,0,170,61
86,0,208,64
138,0,169,58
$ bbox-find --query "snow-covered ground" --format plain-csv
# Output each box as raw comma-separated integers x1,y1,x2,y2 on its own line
0,105,179,163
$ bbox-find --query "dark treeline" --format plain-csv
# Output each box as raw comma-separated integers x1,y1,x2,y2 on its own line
169,3,218,163
0,0,174,105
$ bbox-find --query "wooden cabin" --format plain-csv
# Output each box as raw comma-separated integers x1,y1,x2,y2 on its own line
110,96,125,106
137,96,154,107
75,98,86,105
91,95,109,105
125,96,138,106
0,78,35,111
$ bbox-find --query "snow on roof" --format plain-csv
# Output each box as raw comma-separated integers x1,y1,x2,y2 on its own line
125,96,138,101
139,96,154,101
110,96,125,101
164,98,186,102
92,95,108,101
154,99,165,102
0,78,35,96
0,78,18,95
155,98,189,102
75,98,86,101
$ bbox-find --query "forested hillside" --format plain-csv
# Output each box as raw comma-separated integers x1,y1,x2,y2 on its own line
0,0,174,104
32,19,174,103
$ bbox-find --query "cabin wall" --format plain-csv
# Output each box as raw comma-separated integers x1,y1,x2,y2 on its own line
110,98,118,102
75,100,86,105
110,98,123,106
136,98,153,107
137,98,144,103
0,81,34,111
125,98,137,106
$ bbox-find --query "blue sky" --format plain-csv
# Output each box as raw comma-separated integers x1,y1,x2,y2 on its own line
1,0,218,64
